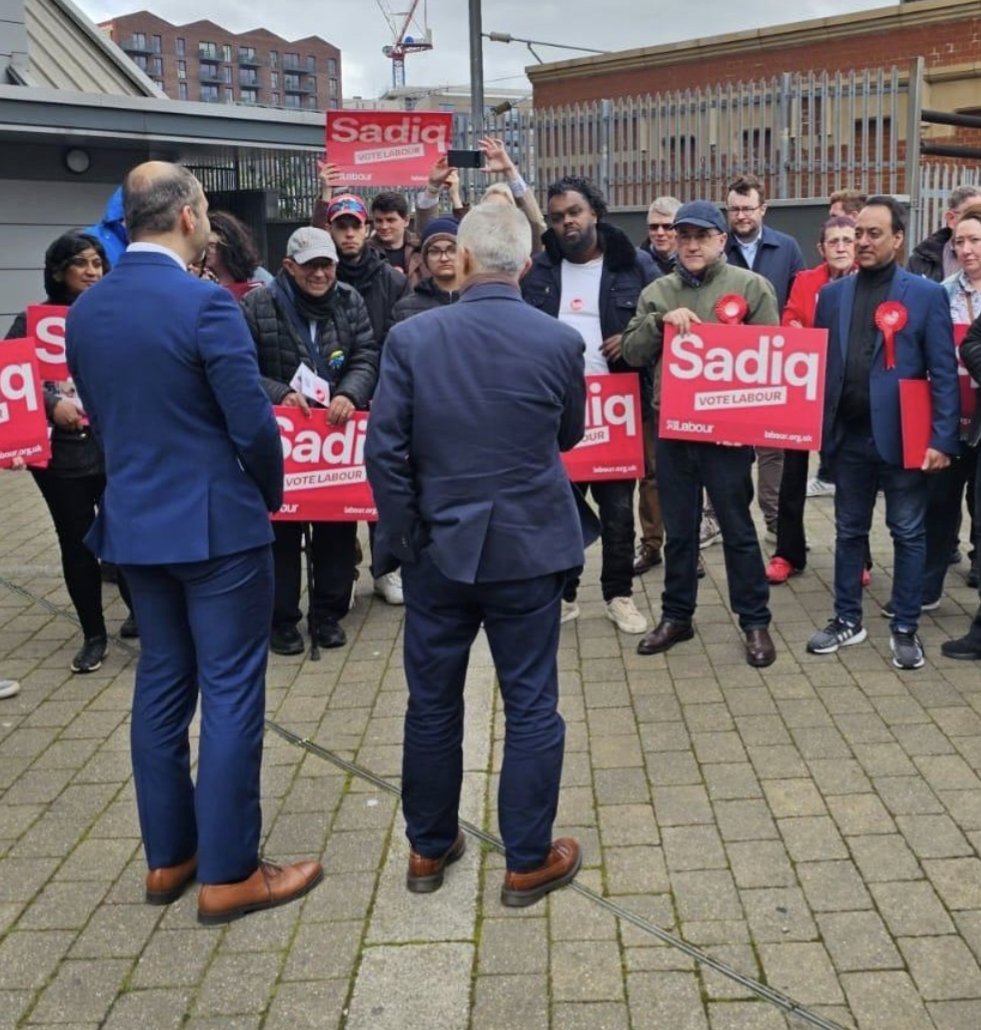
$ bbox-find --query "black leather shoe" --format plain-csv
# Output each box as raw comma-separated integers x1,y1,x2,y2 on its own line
270,626,304,655
314,618,346,649
120,615,139,639
71,636,108,674
745,627,776,668
941,633,981,660
632,545,662,576
637,619,694,655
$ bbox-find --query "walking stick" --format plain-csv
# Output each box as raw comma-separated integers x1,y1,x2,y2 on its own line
302,522,320,661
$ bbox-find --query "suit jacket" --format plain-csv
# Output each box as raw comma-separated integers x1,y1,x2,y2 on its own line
815,264,960,467
726,225,805,313
365,280,594,584
66,250,284,564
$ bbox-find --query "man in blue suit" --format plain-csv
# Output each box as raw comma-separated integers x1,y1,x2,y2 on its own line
67,161,322,923
806,195,960,670
366,203,594,907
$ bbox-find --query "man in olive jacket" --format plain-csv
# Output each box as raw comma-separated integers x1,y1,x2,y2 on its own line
621,200,779,668
242,226,378,655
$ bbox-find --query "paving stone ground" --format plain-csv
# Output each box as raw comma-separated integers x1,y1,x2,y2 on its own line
2,467,981,1029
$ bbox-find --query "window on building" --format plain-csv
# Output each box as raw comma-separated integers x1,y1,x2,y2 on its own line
284,74,301,92
306,55,316,72
328,99,338,110
270,71,279,89
269,50,278,68
240,87,258,105
239,46,257,62
178,81,188,100
222,44,232,63
200,62,220,80
132,32,147,48
151,34,162,53
306,94,317,109
284,52,300,70
285,92,300,108
201,84,219,102
223,65,232,83
133,54,148,70
224,87,235,103
328,57,337,76
176,37,185,57
199,41,219,59
329,77,338,97
272,92,280,105
151,56,163,75
177,60,186,79
306,75,316,92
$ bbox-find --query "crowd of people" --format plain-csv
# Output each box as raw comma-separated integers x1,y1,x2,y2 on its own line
3,146,981,923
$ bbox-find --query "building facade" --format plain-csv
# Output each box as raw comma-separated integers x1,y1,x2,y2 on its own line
100,11,341,112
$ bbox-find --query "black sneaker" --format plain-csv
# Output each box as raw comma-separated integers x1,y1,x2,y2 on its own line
891,630,925,670
71,636,108,673
941,634,981,661
119,615,139,639
270,626,304,655
806,618,867,655
314,618,346,649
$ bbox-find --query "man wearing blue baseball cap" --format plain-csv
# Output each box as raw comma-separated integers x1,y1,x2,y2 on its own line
621,200,780,667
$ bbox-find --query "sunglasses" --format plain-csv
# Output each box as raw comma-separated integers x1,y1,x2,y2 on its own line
648,222,674,231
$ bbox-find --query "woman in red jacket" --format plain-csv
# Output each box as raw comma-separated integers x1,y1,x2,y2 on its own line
767,216,858,584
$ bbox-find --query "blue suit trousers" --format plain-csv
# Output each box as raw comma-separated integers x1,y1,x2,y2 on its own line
401,552,566,871
122,545,273,884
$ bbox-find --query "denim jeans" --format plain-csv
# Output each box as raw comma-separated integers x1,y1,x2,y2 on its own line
563,479,635,602
656,439,771,630
830,433,928,632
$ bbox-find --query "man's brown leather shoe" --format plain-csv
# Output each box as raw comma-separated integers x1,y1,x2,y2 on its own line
632,544,662,576
501,837,582,908
637,619,694,656
145,855,197,905
406,830,466,893
745,627,776,668
197,860,323,925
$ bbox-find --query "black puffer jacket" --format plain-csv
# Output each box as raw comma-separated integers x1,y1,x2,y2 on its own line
336,245,410,348
908,227,950,282
241,277,379,408
392,278,459,323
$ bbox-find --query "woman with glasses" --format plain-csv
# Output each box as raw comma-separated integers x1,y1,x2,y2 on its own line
4,232,135,672
767,215,862,585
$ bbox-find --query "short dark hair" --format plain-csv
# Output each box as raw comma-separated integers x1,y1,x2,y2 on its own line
43,232,108,303
863,195,906,235
123,163,201,238
726,173,766,205
546,176,608,220
208,211,260,282
370,191,409,219
819,214,856,245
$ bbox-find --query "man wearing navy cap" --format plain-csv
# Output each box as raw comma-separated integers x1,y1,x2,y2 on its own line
621,200,780,667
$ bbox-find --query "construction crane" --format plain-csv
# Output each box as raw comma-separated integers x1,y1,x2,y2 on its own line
376,0,433,89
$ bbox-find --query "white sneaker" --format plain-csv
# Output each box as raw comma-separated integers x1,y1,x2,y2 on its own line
605,596,649,634
699,514,721,549
0,678,21,699
349,582,357,611
373,571,404,606
560,600,580,623
806,477,835,498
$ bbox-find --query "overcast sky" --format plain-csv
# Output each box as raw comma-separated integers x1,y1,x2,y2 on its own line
79,0,895,99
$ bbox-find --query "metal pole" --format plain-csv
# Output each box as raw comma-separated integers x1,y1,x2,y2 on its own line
906,56,924,241
469,0,484,147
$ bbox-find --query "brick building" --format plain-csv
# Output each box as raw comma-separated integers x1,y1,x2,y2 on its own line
100,11,341,112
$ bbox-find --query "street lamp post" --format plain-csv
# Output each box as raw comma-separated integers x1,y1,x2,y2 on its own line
469,0,484,144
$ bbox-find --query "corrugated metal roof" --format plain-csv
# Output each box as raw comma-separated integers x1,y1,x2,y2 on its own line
23,0,163,97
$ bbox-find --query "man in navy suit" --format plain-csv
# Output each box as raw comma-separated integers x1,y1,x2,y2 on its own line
67,161,322,923
806,195,959,670
365,203,592,907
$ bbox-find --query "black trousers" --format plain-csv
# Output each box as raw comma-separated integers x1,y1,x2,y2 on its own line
563,479,635,603
272,520,356,629
30,469,131,639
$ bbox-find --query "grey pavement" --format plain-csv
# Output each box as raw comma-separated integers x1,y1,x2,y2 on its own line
2,467,981,1029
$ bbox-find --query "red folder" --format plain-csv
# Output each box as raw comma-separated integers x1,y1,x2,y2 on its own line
898,378,931,470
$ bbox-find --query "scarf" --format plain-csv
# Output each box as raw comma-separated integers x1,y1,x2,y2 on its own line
276,268,336,324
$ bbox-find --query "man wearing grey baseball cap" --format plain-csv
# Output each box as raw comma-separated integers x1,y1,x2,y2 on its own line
242,225,379,656
620,200,780,668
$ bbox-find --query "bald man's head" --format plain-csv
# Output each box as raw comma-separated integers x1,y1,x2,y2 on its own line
123,161,205,240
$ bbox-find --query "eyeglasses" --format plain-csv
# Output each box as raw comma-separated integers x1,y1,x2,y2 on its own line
427,246,457,260
822,236,855,248
648,222,673,232
726,205,762,215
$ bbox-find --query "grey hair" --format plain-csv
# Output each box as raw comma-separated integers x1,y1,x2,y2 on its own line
457,203,531,277
124,163,202,238
480,181,516,207
949,185,981,210
647,196,681,220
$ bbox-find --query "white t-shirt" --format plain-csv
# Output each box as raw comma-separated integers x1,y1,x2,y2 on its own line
559,257,608,375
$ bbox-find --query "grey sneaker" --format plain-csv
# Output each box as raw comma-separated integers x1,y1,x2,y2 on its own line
699,514,721,549
891,630,925,670
806,618,868,655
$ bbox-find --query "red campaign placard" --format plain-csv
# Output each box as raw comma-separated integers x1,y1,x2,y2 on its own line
954,324,977,433
561,374,644,481
0,337,52,468
272,407,377,522
26,304,69,382
899,378,932,470
659,323,828,450
325,110,452,186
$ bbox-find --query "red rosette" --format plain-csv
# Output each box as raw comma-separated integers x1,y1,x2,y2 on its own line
875,301,908,371
714,293,748,325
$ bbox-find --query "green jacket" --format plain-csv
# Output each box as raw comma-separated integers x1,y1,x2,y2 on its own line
621,256,778,410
